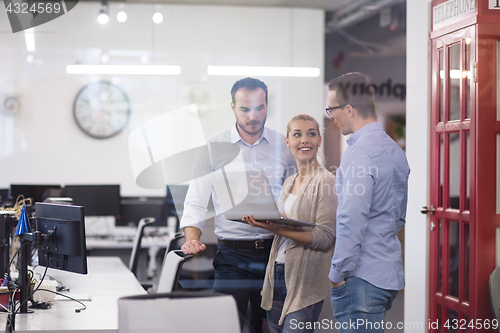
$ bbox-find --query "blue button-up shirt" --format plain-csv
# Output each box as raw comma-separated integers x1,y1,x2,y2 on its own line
329,122,410,290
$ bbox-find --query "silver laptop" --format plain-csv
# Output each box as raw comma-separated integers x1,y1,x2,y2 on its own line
211,169,315,229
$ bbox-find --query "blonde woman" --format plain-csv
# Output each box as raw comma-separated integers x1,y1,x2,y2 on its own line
244,114,337,333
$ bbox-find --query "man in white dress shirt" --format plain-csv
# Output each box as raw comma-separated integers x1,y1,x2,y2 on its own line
180,77,296,333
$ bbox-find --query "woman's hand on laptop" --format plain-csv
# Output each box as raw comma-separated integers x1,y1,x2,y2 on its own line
243,215,281,233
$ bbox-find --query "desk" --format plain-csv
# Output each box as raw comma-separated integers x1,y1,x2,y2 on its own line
85,235,170,250
0,257,146,332
86,234,172,279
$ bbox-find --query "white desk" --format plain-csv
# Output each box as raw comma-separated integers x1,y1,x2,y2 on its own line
85,235,171,250
0,257,146,332
85,234,172,279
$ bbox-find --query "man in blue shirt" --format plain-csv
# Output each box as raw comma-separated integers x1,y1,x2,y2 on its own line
327,72,410,332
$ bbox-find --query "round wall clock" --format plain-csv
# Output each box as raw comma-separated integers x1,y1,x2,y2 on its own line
2,96,22,116
73,82,131,139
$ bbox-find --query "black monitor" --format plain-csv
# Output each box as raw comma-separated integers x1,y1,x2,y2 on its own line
0,189,8,205
117,196,167,227
35,202,88,275
10,184,62,203
64,185,120,216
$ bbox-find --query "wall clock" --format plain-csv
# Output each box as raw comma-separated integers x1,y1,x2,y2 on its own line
2,95,22,116
73,82,131,139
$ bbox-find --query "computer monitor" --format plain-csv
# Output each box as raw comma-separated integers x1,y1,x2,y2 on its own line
167,185,214,220
0,189,8,205
64,185,120,216
35,202,88,275
10,184,62,203
117,197,167,227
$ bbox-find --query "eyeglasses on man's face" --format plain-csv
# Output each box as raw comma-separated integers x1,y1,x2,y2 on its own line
325,104,347,117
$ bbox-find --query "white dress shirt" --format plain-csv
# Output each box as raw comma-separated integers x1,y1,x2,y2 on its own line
180,124,296,240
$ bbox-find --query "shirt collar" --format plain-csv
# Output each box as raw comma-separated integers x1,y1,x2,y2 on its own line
231,123,269,145
346,122,383,146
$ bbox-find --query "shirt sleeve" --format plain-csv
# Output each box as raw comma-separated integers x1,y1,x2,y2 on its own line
329,147,375,283
283,148,298,181
179,173,213,233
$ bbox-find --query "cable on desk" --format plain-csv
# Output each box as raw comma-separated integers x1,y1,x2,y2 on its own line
0,196,32,219
13,253,49,315
36,289,87,313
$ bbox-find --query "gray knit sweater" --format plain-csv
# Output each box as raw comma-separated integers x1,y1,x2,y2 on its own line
261,166,337,325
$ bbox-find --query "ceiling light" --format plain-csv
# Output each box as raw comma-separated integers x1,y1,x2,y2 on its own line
97,1,109,25
206,65,320,77
24,28,35,52
101,54,109,63
66,65,181,75
152,12,163,24
98,9,109,24
117,11,127,23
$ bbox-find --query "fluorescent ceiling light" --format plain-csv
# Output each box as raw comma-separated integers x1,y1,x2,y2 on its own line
25,28,35,52
66,65,181,75
207,65,320,77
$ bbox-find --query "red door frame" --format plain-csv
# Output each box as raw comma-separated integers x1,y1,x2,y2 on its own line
429,0,500,329
429,25,476,329
475,21,500,322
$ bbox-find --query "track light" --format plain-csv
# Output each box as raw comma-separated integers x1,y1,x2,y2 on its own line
97,1,109,24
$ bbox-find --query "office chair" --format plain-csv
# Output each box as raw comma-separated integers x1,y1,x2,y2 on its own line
156,250,193,293
118,292,240,333
129,218,186,290
490,266,500,331
178,243,216,290
129,217,156,277
167,232,185,253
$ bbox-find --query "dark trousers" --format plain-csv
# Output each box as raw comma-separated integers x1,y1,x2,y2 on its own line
213,244,271,333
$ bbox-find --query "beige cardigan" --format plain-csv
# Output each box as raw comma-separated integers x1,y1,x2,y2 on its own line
261,166,337,325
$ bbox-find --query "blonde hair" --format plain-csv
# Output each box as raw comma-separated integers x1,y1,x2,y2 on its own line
286,114,321,138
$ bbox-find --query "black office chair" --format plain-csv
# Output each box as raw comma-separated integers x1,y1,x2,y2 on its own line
490,266,500,332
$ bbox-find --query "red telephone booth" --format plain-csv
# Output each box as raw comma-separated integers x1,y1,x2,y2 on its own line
428,0,500,330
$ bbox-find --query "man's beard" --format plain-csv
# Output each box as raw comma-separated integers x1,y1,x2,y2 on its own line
237,116,266,136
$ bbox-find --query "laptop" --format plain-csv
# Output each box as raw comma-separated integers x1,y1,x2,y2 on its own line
211,169,315,229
